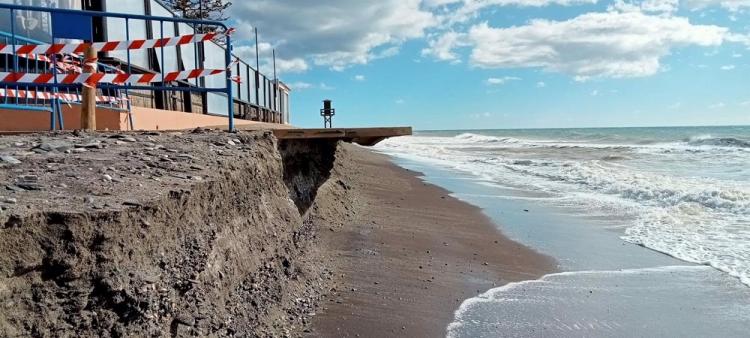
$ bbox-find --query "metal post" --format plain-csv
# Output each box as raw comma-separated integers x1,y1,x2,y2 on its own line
254,27,260,118
273,49,277,123
225,31,234,131
125,18,134,130
50,30,58,130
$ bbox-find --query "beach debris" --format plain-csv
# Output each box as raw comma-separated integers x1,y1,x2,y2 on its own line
16,175,40,190
76,141,104,149
35,141,73,153
523,209,529,212
1,155,21,165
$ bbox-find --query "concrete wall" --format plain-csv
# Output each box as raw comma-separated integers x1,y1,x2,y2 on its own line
0,105,289,132
0,105,125,132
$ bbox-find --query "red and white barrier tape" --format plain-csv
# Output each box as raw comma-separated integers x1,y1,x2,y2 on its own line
0,88,126,103
0,29,234,55
0,69,225,86
14,53,85,73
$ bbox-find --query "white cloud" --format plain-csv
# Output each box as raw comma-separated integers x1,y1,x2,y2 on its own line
591,89,600,96
422,31,468,61
289,82,314,90
288,82,334,90
466,11,727,80
732,53,743,58
395,98,406,104
682,0,750,12
668,102,682,109
230,0,437,70
272,57,310,73
740,100,750,106
438,0,599,25
609,0,680,13
709,102,726,109
354,75,366,81
721,64,736,70
536,81,547,87
486,76,521,85
232,45,309,74
470,112,493,119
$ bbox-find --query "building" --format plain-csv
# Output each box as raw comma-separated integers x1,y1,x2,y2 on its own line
0,0,291,131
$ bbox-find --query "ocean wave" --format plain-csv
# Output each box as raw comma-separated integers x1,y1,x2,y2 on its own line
377,134,750,291
501,160,750,214
454,133,520,144
447,265,745,338
601,154,632,161
686,135,750,148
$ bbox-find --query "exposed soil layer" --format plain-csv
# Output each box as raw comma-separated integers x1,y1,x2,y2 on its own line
0,130,352,338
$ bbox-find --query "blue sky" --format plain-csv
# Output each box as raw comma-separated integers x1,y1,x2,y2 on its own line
228,0,750,130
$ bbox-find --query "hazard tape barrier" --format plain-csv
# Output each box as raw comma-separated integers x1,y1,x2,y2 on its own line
13,53,84,73
0,29,234,55
0,88,126,103
0,69,225,86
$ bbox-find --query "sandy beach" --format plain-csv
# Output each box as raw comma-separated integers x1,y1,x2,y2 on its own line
308,145,556,337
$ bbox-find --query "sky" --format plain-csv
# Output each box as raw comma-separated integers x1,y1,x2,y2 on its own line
227,0,750,130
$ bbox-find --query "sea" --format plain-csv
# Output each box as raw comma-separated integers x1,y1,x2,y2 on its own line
374,126,750,337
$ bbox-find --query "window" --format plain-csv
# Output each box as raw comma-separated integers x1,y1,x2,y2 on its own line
105,1,148,68
203,41,228,115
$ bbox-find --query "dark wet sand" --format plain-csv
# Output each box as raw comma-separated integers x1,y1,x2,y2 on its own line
308,147,557,337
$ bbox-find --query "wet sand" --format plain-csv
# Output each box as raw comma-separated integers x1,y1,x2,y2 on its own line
308,146,556,337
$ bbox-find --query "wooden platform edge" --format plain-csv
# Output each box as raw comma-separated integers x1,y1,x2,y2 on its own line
272,127,412,146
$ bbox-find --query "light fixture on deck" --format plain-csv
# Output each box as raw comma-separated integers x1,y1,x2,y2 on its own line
320,99,335,128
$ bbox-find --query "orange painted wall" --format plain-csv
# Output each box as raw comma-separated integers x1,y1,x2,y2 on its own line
129,106,256,130
0,105,282,132
0,105,124,132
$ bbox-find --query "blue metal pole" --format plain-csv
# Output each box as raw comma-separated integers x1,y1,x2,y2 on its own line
50,29,59,130
125,18,134,130
225,33,234,131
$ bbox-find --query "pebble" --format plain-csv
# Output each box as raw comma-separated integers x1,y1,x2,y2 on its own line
6,185,24,192
36,141,72,152
227,140,236,146
77,141,103,149
2,197,17,204
0,155,21,165
121,137,137,143
103,174,113,182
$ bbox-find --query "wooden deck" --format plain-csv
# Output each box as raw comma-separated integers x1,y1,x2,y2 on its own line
272,127,412,146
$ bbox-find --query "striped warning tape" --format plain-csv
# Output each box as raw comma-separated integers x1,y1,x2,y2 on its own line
0,88,126,103
14,53,85,73
0,69,225,85
0,28,234,55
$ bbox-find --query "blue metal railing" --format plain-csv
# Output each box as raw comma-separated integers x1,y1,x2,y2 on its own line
0,2,237,131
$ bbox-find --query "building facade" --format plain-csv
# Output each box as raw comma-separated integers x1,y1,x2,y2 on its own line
0,0,291,128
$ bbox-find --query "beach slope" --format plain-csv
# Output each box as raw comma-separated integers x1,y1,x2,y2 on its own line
309,145,556,337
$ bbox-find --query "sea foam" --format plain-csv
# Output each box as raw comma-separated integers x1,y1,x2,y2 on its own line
376,130,750,287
